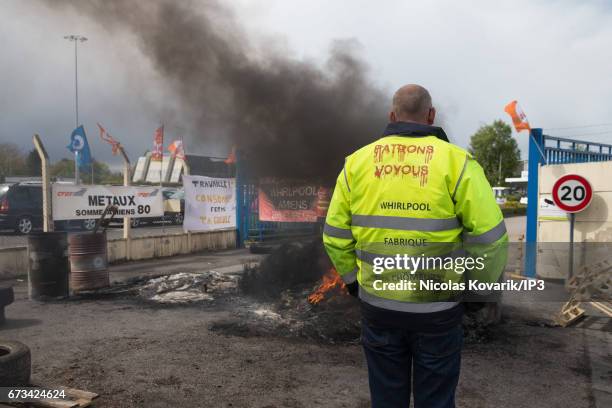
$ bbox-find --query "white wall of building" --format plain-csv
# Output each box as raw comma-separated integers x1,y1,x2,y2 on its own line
537,161,612,279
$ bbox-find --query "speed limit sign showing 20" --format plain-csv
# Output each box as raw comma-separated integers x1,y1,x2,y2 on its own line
552,174,593,213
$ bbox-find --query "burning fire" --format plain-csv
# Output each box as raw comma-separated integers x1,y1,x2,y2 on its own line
308,268,347,304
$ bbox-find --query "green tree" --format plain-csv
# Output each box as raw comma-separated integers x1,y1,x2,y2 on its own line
81,160,123,184
50,158,123,184
0,143,26,177
50,158,75,180
469,120,521,186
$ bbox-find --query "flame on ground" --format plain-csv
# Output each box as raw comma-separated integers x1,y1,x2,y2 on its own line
308,268,347,304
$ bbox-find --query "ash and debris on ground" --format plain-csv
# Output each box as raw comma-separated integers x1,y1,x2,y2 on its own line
82,270,238,305
78,239,505,344
214,239,506,344
211,283,362,344
139,272,237,304
210,240,363,343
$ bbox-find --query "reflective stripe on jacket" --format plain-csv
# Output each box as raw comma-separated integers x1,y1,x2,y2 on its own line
323,122,508,313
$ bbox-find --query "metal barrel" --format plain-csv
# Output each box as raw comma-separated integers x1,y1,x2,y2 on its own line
27,232,70,299
68,232,109,292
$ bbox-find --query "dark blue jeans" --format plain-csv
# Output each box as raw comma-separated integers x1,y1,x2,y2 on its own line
361,320,463,408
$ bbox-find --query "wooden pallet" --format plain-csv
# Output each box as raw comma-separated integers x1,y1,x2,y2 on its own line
556,255,612,327
566,259,612,293
5,386,98,408
556,301,586,327
590,301,612,317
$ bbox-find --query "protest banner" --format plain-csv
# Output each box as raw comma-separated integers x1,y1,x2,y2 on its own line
52,184,163,220
183,175,236,231
258,178,320,222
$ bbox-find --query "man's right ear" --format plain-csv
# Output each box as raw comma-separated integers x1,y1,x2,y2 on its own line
427,107,436,125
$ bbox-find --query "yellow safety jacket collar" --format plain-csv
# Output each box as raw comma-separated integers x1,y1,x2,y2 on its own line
382,122,450,142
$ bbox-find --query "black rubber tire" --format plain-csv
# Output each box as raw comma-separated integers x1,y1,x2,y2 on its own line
15,217,33,235
0,286,13,307
0,340,31,386
82,219,97,231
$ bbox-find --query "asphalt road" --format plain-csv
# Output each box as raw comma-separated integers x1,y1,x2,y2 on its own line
0,224,184,248
1,245,607,407
505,214,525,241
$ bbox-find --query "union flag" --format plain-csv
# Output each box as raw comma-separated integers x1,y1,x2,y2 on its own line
504,100,531,132
151,125,164,161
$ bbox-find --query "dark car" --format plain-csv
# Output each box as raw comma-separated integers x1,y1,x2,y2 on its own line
0,183,43,234
0,182,96,234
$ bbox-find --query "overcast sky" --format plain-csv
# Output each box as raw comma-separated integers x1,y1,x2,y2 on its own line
1,0,611,169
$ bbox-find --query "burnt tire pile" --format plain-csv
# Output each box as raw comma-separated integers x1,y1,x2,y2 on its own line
0,340,31,386
240,240,328,298
211,240,363,343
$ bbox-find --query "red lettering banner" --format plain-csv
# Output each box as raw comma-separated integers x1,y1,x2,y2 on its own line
258,178,323,222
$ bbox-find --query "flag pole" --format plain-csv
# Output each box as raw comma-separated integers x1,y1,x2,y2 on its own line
160,123,164,233
529,132,548,164
119,145,132,260
74,151,79,185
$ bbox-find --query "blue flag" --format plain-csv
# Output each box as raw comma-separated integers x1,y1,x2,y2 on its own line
67,125,92,168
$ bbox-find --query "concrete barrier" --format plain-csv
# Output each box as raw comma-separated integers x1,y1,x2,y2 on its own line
0,246,28,280
0,229,236,279
107,229,236,263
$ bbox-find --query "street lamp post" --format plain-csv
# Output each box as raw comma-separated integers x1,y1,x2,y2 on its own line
64,34,87,184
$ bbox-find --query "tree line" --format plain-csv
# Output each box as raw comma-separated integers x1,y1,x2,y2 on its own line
0,142,123,184
469,120,522,186
1,120,522,187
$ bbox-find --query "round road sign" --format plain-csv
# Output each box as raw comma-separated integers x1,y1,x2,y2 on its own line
552,174,593,213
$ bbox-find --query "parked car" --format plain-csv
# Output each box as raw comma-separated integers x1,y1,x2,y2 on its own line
0,182,96,234
164,189,185,225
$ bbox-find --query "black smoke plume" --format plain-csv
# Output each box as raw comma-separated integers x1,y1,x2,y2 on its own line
45,0,388,183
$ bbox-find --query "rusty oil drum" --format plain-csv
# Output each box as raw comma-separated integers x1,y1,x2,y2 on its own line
68,232,109,292
27,232,70,299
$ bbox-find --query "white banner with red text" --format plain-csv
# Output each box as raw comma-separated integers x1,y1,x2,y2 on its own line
183,175,236,232
51,184,164,220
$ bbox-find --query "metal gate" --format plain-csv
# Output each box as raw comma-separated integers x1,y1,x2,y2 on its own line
524,129,612,276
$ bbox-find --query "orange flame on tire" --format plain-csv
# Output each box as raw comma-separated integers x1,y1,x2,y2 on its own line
308,268,347,304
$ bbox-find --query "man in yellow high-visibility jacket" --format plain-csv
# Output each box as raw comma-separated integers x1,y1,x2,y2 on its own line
323,84,507,408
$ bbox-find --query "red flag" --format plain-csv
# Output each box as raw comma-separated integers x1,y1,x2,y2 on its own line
168,140,185,160
504,100,531,132
224,145,236,164
151,125,164,161
97,123,122,155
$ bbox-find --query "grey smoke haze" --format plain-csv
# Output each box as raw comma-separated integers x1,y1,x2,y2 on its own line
45,0,388,182
3,0,612,174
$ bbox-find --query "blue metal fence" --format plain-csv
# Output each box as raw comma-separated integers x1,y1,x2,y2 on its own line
235,154,320,247
542,135,612,164
236,181,319,245
524,129,612,276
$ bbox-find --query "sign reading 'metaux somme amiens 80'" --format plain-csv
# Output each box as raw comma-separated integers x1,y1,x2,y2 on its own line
51,184,164,220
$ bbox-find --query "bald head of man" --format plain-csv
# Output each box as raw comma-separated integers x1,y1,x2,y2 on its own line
389,84,436,125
